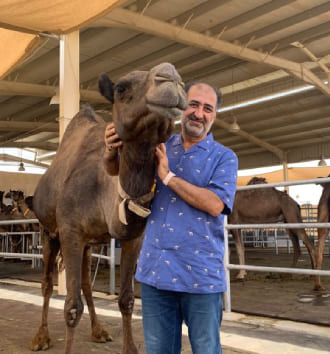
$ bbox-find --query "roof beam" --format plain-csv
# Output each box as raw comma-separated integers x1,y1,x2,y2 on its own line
0,154,50,168
1,141,58,150
0,120,58,132
0,80,107,103
101,8,330,97
213,118,285,160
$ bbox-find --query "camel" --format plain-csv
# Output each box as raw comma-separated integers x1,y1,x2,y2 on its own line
228,177,316,284
0,191,4,211
314,175,330,291
30,62,186,354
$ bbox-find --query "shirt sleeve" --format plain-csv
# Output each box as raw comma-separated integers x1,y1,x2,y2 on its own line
207,149,238,215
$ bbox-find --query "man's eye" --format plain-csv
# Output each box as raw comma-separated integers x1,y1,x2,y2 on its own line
204,107,213,113
189,102,198,108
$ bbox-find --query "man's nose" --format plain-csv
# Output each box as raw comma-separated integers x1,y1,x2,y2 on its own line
194,105,204,119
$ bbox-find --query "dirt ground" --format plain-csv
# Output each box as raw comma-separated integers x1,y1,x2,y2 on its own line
0,246,329,353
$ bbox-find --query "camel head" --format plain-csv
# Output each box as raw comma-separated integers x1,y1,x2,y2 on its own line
247,177,267,185
98,62,187,145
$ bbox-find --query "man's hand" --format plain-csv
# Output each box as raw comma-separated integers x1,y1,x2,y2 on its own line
104,123,123,156
155,143,170,181
103,123,122,176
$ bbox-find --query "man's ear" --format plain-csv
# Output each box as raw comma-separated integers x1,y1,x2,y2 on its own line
98,73,114,103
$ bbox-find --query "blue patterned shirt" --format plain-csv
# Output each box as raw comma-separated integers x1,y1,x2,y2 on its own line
135,133,238,293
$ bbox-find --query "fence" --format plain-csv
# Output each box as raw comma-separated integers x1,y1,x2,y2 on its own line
0,219,117,294
224,176,330,312
1,177,330,304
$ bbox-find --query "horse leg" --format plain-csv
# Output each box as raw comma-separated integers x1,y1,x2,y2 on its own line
314,228,327,291
119,237,143,354
81,245,113,342
60,231,85,354
30,229,60,351
232,229,246,279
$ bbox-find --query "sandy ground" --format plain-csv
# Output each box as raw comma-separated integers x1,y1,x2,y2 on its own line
0,246,329,353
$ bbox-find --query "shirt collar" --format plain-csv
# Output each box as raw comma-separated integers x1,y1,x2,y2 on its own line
171,132,214,151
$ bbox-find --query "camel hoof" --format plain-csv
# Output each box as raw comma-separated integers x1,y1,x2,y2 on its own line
235,271,247,281
314,285,326,292
91,323,113,343
30,327,52,351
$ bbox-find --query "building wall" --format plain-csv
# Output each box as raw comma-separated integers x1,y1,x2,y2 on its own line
0,171,42,196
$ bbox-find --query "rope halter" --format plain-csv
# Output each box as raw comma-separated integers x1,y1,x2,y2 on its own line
117,180,155,225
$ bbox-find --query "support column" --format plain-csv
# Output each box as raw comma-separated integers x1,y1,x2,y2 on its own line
283,154,289,193
59,31,80,137
57,31,80,296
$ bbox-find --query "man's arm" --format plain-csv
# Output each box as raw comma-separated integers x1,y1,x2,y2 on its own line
155,144,224,217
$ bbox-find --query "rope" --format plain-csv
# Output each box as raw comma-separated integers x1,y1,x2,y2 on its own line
117,180,154,225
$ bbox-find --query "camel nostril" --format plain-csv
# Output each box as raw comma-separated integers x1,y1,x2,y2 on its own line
151,63,183,83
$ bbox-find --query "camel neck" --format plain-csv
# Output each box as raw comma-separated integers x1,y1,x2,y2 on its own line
118,143,156,198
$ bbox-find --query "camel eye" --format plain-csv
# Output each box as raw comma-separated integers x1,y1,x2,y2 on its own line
115,84,126,97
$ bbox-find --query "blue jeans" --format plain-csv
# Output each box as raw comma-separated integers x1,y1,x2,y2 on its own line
141,283,223,354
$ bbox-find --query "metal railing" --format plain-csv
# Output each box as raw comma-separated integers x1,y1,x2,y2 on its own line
224,176,330,312
0,219,117,294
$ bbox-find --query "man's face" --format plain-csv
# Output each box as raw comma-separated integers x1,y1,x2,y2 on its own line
181,84,217,139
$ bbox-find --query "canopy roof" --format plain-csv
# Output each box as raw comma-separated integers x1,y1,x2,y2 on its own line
237,166,330,186
0,0,126,33
0,0,125,79
0,0,329,170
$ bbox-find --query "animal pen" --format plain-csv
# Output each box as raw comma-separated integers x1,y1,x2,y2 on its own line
224,176,330,312
1,177,330,312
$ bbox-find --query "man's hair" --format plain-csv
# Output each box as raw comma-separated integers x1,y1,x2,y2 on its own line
184,81,222,110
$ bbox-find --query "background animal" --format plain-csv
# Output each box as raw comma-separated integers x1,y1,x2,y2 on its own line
30,62,186,354
228,177,316,285
315,175,330,291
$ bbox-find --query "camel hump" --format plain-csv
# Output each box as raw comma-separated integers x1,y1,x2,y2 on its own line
81,105,98,122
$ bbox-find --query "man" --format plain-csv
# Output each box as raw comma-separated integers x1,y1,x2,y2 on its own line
105,82,238,354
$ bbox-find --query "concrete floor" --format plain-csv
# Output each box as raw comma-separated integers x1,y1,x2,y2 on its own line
0,279,329,354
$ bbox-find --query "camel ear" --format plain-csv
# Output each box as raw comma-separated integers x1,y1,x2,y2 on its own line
98,73,114,103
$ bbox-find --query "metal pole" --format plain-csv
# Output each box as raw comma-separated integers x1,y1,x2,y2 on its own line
223,216,231,312
110,239,116,295
227,264,330,276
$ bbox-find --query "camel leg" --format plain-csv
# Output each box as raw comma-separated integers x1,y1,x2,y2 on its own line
119,237,143,354
231,229,247,279
296,228,316,269
287,230,301,267
314,228,327,291
81,245,113,342
60,232,85,354
282,204,316,272
30,229,60,351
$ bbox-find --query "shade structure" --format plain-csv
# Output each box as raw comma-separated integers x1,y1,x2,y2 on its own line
0,0,125,78
0,28,42,80
237,167,330,186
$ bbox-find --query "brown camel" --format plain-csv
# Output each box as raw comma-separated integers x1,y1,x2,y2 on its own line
0,191,4,211
30,62,186,354
314,175,330,291
228,177,316,283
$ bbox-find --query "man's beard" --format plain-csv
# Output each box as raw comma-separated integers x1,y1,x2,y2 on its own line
182,114,208,138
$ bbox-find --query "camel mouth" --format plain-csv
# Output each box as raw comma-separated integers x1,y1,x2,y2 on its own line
147,103,184,120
